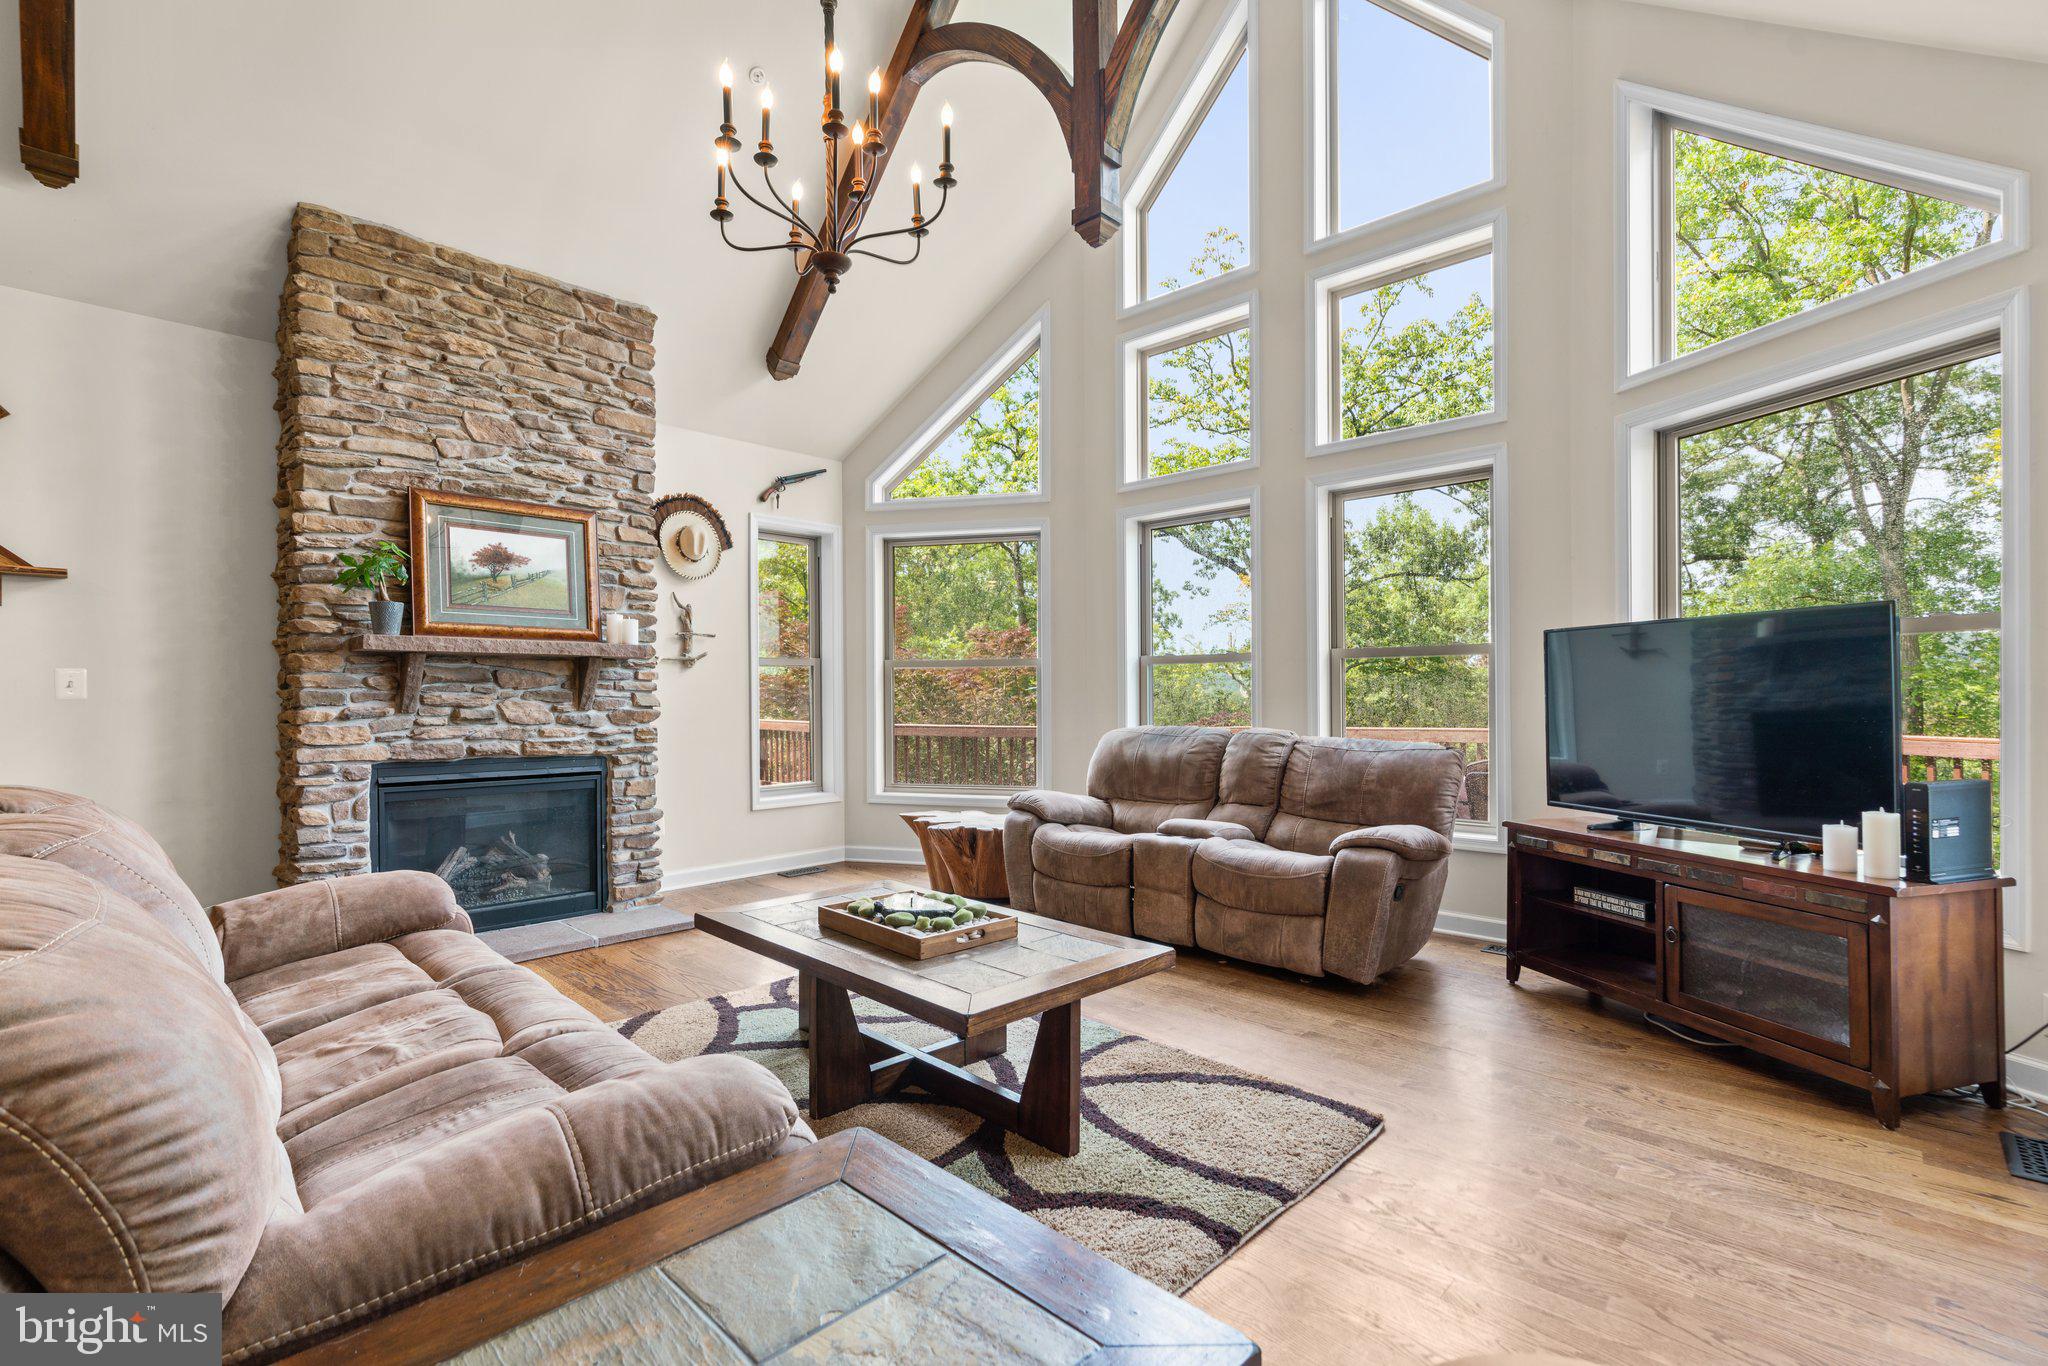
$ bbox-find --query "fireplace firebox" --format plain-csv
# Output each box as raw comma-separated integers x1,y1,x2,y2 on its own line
370,756,608,929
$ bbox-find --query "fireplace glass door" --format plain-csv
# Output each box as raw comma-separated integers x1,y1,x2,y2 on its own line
371,757,607,929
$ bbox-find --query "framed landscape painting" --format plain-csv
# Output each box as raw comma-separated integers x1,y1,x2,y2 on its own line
409,489,600,640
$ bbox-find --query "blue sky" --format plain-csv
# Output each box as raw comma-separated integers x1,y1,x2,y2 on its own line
1335,0,1490,229
1139,0,1491,296
1151,518,1252,654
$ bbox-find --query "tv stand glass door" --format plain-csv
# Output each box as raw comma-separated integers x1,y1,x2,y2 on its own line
1662,886,1870,1068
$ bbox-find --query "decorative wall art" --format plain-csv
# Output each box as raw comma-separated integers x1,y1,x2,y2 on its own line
653,493,733,581
409,489,599,640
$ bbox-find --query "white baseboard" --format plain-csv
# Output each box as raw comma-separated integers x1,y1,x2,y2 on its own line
2009,1051,2048,1104
1435,909,1507,943
845,843,922,865
661,845,851,892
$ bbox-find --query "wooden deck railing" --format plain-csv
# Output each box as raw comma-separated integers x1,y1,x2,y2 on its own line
758,720,1039,789
758,718,816,786
759,720,2000,810
1901,734,1999,785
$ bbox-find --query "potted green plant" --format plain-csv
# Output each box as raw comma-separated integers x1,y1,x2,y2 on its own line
336,540,410,635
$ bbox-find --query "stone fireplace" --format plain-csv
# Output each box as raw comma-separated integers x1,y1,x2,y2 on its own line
370,755,608,928
272,204,662,915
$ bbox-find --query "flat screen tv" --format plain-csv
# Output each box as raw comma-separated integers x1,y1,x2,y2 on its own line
1544,601,1900,844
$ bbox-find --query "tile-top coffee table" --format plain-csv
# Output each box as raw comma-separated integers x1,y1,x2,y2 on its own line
286,1129,1258,1364
696,889,1175,1156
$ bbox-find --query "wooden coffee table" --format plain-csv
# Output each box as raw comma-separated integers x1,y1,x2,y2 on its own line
696,890,1175,1156
286,1129,1258,1363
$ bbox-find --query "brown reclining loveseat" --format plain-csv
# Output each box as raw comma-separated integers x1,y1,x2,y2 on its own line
0,786,809,1362
1003,727,1462,984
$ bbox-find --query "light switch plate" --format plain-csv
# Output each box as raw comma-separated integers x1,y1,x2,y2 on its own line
54,668,87,700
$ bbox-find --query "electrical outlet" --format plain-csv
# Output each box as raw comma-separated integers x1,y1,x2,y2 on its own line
54,668,87,700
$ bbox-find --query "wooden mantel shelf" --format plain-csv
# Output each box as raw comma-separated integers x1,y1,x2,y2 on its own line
350,634,654,711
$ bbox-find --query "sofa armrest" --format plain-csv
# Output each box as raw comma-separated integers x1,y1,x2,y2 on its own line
219,1055,802,1363
212,870,473,981
1329,823,1451,862
1156,818,1256,841
1008,789,1113,828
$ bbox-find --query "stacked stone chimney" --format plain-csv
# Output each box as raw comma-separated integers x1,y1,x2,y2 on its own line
272,204,662,910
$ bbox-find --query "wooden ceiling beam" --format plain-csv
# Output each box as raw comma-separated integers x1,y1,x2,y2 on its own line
765,0,1186,380
18,0,78,188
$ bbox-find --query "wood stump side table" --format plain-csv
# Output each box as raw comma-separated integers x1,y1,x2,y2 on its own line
900,809,1010,900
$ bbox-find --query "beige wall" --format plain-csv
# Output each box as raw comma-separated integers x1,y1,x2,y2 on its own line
653,426,846,884
0,284,851,901
837,0,2048,1087
0,285,278,904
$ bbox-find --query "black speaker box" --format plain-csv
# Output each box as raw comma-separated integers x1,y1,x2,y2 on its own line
1902,779,1995,884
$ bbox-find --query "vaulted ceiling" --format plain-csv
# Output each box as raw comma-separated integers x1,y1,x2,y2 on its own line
3,0,2041,459
0,0,1092,456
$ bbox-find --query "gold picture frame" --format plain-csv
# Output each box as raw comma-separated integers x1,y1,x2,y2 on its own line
409,489,600,640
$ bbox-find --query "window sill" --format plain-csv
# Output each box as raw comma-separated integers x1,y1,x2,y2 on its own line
1310,405,1503,459
1452,826,1507,856
869,789,1017,810
1117,262,1261,326
1116,456,1258,496
752,788,844,812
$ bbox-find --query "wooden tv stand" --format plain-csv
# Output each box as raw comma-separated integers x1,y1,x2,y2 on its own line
1505,815,2011,1128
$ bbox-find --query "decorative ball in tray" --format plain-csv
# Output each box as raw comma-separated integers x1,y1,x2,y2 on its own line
818,890,1018,960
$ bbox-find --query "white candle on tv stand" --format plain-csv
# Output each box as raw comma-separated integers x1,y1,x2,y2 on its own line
1821,822,1859,874
1861,809,1902,880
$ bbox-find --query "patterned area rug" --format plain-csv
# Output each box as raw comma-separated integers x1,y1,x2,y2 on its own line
619,976,1383,1293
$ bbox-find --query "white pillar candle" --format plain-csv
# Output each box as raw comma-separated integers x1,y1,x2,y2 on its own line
621,617,641,647
1861,809,1902,880
1821,822,1859,874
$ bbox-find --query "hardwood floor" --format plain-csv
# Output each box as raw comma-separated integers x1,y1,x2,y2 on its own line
531,863,2048,1365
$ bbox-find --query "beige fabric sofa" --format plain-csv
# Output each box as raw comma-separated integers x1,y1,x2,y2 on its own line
0,786,809,1363
1004,727,1462,984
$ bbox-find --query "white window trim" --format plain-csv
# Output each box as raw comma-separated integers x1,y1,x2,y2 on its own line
748,513,845,811
1613,288,2030,948
1116,485,1264,729
1615,82,2029,393
866,518,1053,808
1305,0,1505,256
1306,444,1511,853
1117,292,1260,492
864,305,1053,511
1306,210,1505,457
1117,0,1259,321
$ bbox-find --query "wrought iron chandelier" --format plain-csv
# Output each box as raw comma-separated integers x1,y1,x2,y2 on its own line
711,0,957,295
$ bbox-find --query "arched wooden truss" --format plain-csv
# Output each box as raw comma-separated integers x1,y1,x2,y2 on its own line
767,0,1182,379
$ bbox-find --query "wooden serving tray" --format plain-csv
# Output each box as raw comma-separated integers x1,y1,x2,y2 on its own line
818,896,1018,960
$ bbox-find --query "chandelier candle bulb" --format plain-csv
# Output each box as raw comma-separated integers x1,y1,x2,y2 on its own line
868,68,881,127
910,164,921,218
1821,822,1859,874
720,61,733,126
760,88,773,144
828,46,842,109
941,102,953,164
1862,809,1902,880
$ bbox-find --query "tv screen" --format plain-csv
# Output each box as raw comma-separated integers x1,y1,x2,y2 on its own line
1544,602,1900,842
